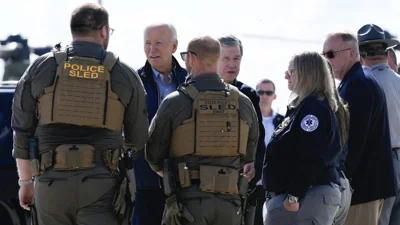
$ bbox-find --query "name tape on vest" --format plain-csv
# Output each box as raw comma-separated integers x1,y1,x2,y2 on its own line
64,63,105,79
198,99,237,114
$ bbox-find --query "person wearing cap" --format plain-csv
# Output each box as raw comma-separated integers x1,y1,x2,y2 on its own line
323,30,396,225
384,31,399,73
358,24,400,225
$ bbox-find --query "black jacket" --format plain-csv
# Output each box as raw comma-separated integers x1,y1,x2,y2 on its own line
262,95,342,198
232,79,265,188
338,62,397,205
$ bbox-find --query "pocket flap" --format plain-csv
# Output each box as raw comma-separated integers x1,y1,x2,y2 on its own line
323,195,340,206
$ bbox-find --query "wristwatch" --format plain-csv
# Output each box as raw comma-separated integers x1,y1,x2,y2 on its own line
286,194,299,204
18,178,34,187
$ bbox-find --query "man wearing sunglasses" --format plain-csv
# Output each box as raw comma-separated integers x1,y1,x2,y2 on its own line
358,24,400,225
252,78,283,225
323,31,396,225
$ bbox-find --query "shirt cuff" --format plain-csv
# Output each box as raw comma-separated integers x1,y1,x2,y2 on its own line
12,148,30,160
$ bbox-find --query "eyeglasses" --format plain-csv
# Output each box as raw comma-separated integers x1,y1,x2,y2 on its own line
322,48,351,59
285,69,294,77
257,90,275,96
108,27,114,36
96,25,114,36
180,51,197,61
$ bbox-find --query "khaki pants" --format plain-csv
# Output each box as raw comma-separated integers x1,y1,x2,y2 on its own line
343,199,384,225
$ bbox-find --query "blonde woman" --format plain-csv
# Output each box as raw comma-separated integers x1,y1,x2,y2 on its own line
262,51,349,225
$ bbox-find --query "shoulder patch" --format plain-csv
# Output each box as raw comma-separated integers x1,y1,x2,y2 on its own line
300,114,319,132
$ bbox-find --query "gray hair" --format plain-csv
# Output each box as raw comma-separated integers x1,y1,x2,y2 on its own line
218,35,243,56
327,32,360,59
144,23,177,42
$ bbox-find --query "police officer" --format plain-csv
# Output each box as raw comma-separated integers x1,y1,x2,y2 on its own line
262,52,349,225
145,35,259,225
357,24,400,225
12,3,148,225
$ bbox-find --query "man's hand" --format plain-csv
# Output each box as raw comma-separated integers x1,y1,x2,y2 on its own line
19,183,34,210
156,171,164,177
283,199,299,212
241,162,255,181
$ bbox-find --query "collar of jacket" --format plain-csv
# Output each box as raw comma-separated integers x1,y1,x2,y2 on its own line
140,55,184,79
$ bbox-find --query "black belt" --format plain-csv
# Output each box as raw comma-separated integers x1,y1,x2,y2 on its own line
393,147,400,151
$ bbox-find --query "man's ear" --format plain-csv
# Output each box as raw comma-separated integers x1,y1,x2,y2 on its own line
100,26,108,39
172,40,178,54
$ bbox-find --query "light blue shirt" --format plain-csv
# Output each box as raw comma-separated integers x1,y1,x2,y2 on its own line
152,67,177,105
363,63,400,148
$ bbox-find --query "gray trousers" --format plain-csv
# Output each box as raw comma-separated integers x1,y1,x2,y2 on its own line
33,166,119,225
263,184,341,225
175,185,242,225
333,176,352,225
379,150,400,225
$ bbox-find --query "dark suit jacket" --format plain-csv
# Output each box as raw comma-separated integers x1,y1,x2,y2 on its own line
232,79,266,188
338,62,397,205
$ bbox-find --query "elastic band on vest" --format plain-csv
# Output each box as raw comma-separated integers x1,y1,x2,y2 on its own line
103,80,109,125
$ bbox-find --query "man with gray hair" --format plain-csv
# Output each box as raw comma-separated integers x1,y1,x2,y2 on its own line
217,35,265,225
358,24,400,225
135,23,187,225
323,30,396,225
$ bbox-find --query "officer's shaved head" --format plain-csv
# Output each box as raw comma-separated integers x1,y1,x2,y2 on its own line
188,36,221,66
70,3,109,36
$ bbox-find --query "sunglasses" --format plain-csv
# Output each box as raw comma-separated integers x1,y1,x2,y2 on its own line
257,90,275,96
322,48,351,59
180,51,197,61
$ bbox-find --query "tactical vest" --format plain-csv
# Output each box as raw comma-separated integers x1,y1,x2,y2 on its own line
169,83,249,158
37,48,125,131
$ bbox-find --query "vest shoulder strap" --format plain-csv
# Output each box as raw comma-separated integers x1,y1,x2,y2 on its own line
103,51,118,71
226,84,240,100
53,50,67,66
178,83,199,100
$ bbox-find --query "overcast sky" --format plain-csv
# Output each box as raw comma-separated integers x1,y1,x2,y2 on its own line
1,0,399,113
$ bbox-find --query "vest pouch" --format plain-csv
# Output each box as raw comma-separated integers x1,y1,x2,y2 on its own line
53,144,95,170
199,165,239,195
170,119,195,158
239,119,249,156
39,151,53,173
178,162,192,188
103,149,120,174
